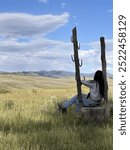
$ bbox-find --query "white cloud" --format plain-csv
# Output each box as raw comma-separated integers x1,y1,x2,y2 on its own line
108,9,113,13
86,39,113,51
38,0,48,3
0,12,112,73
0,37,73,71
72,16,77,19
0,12,69,37
80,39,113,73
0,37,113,73
0,12,71,72
61,3,67,8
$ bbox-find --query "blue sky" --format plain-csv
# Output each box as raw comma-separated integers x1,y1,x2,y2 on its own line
0,0,113,73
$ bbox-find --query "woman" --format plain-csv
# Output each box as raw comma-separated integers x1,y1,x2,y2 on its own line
57,70,104,113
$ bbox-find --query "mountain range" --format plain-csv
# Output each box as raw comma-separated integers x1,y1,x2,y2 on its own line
0,70,113,78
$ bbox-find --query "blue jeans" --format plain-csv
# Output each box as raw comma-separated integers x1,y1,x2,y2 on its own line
62,94,100,112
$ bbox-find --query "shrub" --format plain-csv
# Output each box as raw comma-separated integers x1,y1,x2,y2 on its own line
3,99,14,110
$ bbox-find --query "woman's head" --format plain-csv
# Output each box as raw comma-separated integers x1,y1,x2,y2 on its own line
94,70,103,82
94,70,104,97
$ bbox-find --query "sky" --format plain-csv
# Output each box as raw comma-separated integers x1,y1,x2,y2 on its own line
0,0,113,74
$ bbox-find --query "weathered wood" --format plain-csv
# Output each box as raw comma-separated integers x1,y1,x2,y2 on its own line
81,106,106,122
100,37,108,103
71,27,82,103
100,37,109,118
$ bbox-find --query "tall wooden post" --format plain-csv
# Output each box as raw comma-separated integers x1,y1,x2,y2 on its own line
100,37,108,103
71,27,82,103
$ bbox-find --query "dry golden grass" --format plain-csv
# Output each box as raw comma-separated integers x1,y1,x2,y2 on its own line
0,74,113,150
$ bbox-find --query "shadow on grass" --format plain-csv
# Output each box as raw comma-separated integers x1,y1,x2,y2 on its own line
0,117,52,135
0,108,113,136
0,108,113,150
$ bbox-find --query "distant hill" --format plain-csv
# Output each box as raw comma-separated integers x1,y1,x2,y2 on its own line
0,70,113,78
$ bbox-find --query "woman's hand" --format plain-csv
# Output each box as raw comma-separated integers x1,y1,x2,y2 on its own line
80,81,82,85
80,80,83,85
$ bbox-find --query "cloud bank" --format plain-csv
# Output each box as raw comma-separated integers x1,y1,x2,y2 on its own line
0,12,69,37
0,12,112,73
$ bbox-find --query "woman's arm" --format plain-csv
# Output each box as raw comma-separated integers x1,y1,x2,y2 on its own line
81,80,95,88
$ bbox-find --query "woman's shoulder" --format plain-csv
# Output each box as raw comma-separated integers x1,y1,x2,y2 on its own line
81,80,98,88
85,80,97,86
87,80,99,87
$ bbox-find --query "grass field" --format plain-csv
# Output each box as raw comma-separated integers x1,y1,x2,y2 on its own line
0,74,113,150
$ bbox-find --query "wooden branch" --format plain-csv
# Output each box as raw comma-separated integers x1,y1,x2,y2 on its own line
71,54,75,62
79,59,83,67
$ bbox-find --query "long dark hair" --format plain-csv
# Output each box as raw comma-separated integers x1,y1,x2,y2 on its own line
94,70,104,97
